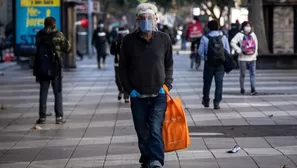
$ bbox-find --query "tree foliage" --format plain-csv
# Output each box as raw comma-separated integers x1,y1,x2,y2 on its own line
99,0,234,23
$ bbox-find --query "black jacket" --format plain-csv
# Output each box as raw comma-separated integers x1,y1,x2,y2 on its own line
92,28,108,55
119,30,173,94
110,35,124,66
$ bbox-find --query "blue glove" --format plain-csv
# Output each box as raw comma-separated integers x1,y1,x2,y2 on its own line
130,90,141,98
159,87,166,94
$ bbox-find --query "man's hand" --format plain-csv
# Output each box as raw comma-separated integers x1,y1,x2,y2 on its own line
130,90,141,98
163,84,172,93
159,87,165,94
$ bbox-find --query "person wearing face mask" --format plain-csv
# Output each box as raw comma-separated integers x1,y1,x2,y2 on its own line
92,21,108,69
231,21,258,95
110,27,130,103
119,3,173,168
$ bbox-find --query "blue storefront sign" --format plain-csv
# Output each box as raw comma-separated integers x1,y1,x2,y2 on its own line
14,0,62,55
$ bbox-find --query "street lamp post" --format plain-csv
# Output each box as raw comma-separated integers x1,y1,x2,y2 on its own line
87,0,93,56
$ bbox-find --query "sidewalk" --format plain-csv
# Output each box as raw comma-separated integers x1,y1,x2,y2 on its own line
0,61,17,71
0,55,297,168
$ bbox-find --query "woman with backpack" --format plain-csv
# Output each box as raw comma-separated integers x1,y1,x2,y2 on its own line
231,21,258,95
110,27,130,103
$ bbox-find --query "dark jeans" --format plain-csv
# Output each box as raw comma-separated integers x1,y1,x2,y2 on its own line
203,62,225,103
115,67,129,99
96,50,106,65
130,94,167,167
39,77,63,118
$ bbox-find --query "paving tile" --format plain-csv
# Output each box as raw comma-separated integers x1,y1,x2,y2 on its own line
185,137,208,150
0,147,42,162
287,155,297,165
0,141,17,150
244,147,282,156
12,139,49,149
108,143,139,155
2,55,297,168
47,138,81,147
204,138,236,149
194,120,222,126
0,162,30,168
211,148,249,159
217,157,258,168
71,144,108,159
66,159,104,168
179,159,219,168
273,116,297,125
275,146,297,155
34,146,75,161
235,137,271,148
28,159,68,168
220,118,249,125
177,150,214,160
265,136,297,147
252,155,297,168
240,112,266,118
246,118,276,125
84,127,115,137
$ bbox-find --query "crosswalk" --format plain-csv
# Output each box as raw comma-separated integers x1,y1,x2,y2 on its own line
0,56,297,168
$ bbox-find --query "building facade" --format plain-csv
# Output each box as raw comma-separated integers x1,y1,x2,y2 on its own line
263,0,297,54
0,0,12,27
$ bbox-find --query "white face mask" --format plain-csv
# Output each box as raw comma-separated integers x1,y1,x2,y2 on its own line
244,26,251,33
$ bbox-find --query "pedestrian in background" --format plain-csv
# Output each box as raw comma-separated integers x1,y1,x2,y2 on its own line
119,3,173,168
34,17,71,124
92,20,108,69
198,20,230,109
110,27,130,103
231,21,258,95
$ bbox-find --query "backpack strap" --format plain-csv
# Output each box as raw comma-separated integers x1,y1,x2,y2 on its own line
205,35,223,40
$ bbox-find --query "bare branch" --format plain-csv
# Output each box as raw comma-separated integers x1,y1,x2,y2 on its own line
218,5,225,21
201,0,218,20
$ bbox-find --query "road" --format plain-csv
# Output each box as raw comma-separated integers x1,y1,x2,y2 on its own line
0,55,297,168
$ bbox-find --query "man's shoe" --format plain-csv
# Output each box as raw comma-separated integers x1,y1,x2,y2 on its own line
214,102,220,110
251,89,258,95
97,63,101,69
124,98,130,103
240,89,245,95
202,100,209,108
140,164,148,168
36,118,46,124
118,92,123,101
56,117,65,124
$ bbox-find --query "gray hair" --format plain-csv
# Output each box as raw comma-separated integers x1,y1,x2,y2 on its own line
136,3,158,16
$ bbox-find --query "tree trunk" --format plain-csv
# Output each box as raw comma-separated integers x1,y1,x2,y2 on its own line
227,4,232,25
248,0,269,54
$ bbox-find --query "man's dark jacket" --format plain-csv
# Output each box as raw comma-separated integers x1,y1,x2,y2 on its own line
92,28,108,55
119,30,173,95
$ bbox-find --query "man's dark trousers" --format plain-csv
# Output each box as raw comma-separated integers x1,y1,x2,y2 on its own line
115,67,129,99
130,94,167,167
96,50,106,65
39,77,63,118
203,62,224,103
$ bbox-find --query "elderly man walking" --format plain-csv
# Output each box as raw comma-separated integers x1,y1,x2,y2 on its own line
119,3,173,168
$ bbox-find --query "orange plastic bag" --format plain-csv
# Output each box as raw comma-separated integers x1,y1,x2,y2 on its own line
162,85,191,152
